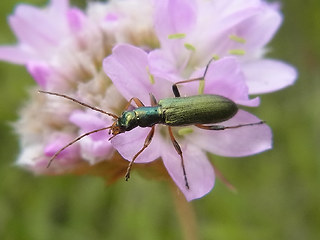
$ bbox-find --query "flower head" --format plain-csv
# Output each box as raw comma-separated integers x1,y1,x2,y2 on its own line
103,44,272,200
100,0,297,200
1,0,297,200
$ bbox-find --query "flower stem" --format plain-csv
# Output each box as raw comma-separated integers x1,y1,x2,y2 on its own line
171,185,198,240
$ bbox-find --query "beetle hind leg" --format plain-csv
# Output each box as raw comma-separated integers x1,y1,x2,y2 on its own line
195,121,265,130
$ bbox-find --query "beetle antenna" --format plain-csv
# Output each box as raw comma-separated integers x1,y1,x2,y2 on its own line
39,90,119,119
46,126,112,168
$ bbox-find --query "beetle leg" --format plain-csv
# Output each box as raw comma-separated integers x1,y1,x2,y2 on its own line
172,58,215,97
149,93,158,106
168,126,190,189
172,75,207,98
124,97,145,110
195,121,265,130
125,126,155,181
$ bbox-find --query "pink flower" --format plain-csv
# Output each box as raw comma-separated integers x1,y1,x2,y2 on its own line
103,44,272,201
101,0,297,200
1,0,297,200
69,110,114,164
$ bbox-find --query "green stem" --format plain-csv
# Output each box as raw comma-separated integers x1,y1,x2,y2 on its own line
171,185,198,240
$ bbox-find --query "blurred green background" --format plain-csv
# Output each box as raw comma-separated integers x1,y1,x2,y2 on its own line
0,0,319,239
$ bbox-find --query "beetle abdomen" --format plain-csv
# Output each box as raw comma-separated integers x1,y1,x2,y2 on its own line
159,94,238,126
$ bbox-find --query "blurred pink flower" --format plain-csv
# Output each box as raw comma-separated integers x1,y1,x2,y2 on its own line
150,0,296,94
1,0,155,173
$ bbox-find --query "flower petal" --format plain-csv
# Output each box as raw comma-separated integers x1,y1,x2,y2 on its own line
67,8,86,33
190,3,261,58
111,127,164,164
201,57,260,106
69,110,114,163
9,4,65,51
26,61,51,87
148,49,182,82
243,59,298,94
152,0,197,72
44,133,80,161
0,46,38,64
104,44,173,103
239,3,282,50
69,110,112,141
103,44,151,104
207,3,282,55
154,0,197,43
162,143,215,201
50,0,69,15
77,136,113,164
186,110,272,157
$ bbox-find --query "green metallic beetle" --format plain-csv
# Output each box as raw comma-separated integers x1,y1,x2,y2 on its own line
117,94,237,131
40,60,264,189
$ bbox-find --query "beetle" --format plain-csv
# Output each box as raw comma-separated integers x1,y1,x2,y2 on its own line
40,59,264,189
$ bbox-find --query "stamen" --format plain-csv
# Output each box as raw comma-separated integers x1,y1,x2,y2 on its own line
146,66,155,84
212,54,220,60
184,43,196,51
229,34,246,44
228,49,246,56
178,127,194,136
198,80,205,95
168,33,186,39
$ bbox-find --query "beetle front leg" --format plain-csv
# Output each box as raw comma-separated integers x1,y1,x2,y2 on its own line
124,97,145,110
125,126,155,181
